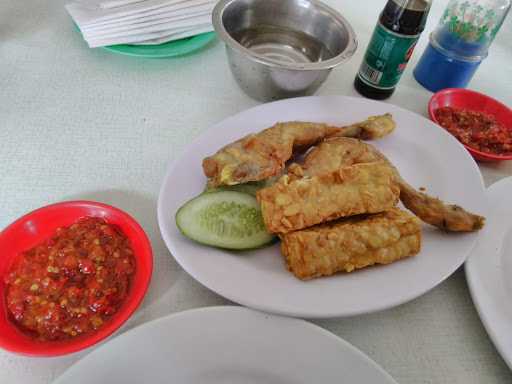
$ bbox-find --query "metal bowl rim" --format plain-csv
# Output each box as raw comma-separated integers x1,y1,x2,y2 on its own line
212,0,358,71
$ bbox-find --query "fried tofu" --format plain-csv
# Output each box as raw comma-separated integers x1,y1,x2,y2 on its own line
280,208,422,280
256,162,400,234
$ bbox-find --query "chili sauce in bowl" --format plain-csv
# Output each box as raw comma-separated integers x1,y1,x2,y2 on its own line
0,201,152,356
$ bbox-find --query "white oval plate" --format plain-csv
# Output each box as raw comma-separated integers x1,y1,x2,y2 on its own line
54,306,397,383
158,96,485,318
465,176,512,370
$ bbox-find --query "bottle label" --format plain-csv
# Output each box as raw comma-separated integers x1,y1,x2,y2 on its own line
357,22,420,90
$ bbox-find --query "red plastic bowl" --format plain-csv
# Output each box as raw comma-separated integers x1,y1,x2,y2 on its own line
0,201,153,357
428,88,512,162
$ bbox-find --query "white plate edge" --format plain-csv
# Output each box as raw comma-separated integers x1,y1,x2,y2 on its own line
465,176,512,371
54,305,398,383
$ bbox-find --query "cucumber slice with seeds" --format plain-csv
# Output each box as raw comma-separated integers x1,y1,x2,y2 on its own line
176,191,274,250
203,180,269,197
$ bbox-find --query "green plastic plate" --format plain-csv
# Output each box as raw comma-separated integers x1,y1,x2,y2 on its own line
101,32,216,58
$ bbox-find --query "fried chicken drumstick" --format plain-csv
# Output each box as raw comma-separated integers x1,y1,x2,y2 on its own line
202,114,395,188
299,137,485,232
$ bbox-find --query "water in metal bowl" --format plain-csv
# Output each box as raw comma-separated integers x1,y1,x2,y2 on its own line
213,0,357,101
231,25,335,66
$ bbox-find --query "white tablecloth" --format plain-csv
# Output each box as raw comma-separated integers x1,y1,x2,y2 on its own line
1,0,511,382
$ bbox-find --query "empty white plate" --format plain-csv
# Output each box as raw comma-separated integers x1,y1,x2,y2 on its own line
158,95,485,318
54,306,397,383
466,176,512,369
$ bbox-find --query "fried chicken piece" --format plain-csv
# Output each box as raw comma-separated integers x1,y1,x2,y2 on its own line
202,114,395,187
337,113,396,140
280,208,422,280
300,137,485,232
397,182,485,232
256,162,400,234
301,137,379,175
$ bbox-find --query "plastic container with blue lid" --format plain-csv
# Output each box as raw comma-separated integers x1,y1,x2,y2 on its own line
414,0,510,92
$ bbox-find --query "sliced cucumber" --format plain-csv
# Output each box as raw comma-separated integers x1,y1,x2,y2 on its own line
203,181,268,197
176,191,274,250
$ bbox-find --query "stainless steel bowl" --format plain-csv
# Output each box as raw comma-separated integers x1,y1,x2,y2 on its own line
213,0,357,101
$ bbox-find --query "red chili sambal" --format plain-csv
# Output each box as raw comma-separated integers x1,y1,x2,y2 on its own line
435,107,512,155
4,217,135,341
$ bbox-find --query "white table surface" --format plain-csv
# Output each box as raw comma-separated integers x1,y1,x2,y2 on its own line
1,0,511,382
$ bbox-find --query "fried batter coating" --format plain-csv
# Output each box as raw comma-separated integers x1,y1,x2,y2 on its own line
256,162,400,234
280,208,422,280
338,113,396,140
300,137,485,232
398,182,485,231
202,115,395,187
301,137,378,175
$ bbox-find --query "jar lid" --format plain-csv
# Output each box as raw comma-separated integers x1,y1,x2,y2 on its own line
429,32,488,62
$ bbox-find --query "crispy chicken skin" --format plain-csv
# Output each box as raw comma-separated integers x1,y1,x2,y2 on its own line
301,137,379,175
339,113,396,140
202,115,395,188
397,182,485,232
280,208,422,280
300,137,485,232
256,162,400,234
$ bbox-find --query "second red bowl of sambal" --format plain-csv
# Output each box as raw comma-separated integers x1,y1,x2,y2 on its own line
0,201,153,356
428,88,512,162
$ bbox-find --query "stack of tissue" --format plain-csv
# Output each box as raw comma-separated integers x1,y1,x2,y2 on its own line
66,0,216,48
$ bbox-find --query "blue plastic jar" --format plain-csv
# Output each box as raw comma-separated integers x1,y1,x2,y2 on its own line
413,34,484,92
413,0,510,92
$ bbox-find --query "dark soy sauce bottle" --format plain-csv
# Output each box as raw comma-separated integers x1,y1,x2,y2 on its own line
354,0,432,100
